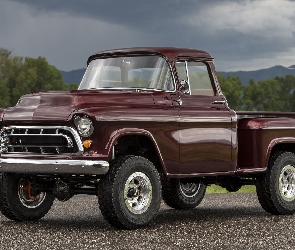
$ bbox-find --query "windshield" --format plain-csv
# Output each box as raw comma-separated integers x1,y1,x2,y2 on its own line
79,55,174,91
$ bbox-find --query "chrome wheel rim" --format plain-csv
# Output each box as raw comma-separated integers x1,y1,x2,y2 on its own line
124,172,152,214
279,165,295,201
179,181,201,198
18,179,46,208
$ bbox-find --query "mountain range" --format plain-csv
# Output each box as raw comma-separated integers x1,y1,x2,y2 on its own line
60,65,295,86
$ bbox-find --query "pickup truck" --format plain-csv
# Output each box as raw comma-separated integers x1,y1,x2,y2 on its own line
1,47,295,229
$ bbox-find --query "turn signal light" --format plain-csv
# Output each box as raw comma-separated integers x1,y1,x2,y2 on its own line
83,140,92,149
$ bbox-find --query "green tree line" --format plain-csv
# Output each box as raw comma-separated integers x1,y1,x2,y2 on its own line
0,48,78,108
217,74,295,111
1,47,295,111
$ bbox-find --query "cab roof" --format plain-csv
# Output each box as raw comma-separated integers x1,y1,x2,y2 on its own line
87,47,213,65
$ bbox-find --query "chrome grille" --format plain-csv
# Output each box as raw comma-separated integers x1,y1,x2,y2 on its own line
0,126,83,155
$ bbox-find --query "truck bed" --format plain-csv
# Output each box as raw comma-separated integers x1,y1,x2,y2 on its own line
237,111,295,120
236,110,295,173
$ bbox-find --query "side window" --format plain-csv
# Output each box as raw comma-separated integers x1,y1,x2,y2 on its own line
187,62,214,96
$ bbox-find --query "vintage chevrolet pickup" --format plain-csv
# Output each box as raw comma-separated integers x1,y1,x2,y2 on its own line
1,47,295,229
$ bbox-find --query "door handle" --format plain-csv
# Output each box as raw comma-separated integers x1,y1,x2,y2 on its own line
175,98,182,106
212,100,226,105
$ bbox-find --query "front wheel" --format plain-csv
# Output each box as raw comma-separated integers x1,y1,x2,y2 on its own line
162,178,206,209
0,173,54,221
97,156,162,229
256,152,295,215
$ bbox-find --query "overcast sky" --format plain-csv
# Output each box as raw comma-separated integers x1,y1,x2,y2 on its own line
1,0,295,72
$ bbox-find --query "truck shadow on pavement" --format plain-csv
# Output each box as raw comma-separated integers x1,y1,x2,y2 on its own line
155,206,269,225
0,205,276,232
1,192,290,232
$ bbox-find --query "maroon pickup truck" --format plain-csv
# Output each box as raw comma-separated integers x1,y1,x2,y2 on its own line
1,47,295,229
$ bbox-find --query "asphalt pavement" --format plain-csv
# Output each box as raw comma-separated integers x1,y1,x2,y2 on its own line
0,193,294,250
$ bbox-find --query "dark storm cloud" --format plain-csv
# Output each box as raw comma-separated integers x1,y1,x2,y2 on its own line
1,0,295,71
7,0,212,29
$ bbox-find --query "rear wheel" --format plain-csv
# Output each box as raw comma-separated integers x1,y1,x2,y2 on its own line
0,173,54,221
97,156,162,229
256,152,295,215
162,178,206,209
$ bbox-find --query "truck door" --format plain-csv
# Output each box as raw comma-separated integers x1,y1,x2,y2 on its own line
177,60,236,175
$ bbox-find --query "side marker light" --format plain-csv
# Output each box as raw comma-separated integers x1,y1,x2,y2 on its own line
83,140,92,149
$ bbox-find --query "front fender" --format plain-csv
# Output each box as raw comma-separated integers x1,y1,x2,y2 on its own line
105,128,167,174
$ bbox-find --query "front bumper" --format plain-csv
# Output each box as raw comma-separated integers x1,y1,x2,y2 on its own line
0,158,109,175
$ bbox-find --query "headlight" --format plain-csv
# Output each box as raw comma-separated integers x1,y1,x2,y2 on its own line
74,116,94,137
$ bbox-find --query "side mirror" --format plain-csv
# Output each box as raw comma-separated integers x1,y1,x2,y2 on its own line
179,80,190,94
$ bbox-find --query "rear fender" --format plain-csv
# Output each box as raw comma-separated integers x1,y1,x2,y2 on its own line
266,137,295,167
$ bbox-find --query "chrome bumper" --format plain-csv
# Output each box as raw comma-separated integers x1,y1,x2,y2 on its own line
0,158,109,175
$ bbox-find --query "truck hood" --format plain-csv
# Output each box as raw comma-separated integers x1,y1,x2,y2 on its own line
2,90,156,123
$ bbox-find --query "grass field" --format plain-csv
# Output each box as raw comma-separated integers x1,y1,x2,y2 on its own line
206,185,256,193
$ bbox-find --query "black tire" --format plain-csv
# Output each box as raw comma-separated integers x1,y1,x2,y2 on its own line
0,173,54,221
162,177,206,209
256,152,295,215
97,155,162,229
